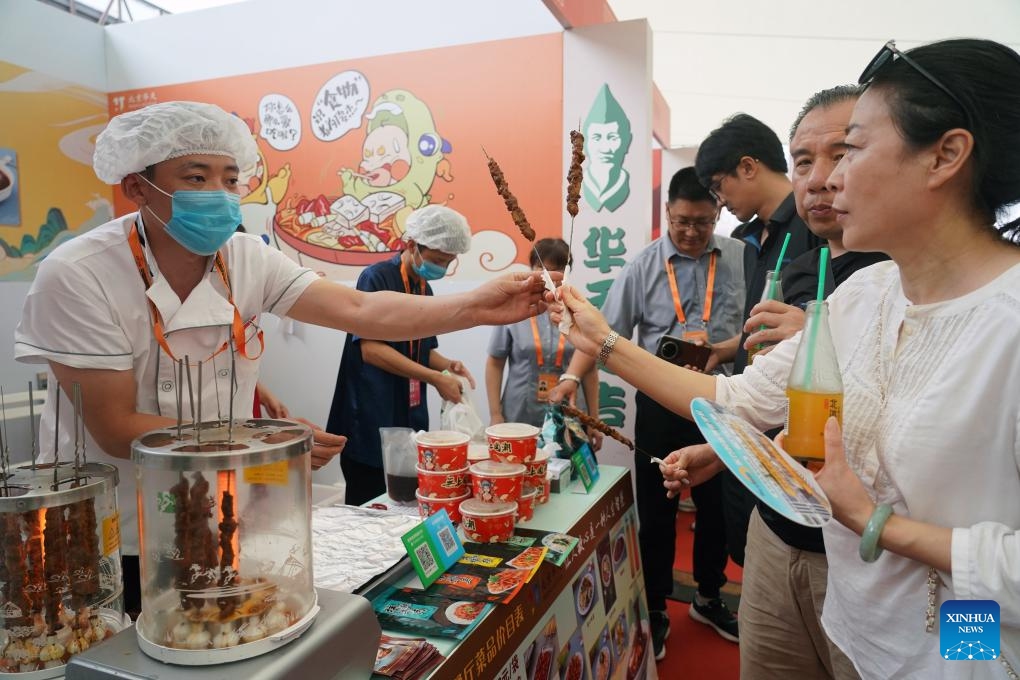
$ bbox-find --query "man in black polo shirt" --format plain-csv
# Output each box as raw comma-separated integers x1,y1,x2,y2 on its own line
694,114,822,567
672,87,887,679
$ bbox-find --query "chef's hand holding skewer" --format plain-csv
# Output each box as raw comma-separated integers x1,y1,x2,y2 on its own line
292,417,347,470
659,444,726,498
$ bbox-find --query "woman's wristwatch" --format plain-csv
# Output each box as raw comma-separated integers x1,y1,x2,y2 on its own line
557,373,582,386
597,331,620,369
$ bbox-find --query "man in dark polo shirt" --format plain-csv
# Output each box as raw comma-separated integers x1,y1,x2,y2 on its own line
673,87,888,679
694,113,822,566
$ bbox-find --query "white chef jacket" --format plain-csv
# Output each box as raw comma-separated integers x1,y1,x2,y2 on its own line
15,212,318,556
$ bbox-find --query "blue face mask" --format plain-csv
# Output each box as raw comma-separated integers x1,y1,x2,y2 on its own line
413,246,449,281
139,175,241,256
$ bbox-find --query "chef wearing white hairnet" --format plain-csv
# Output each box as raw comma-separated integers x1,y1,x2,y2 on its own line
325,204,479,505
14,101,554,612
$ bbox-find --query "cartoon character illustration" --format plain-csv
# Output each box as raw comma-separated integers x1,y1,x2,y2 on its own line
238,118,292,245
272,88,454,271
583,84,633,213
478,479,496,503
357,124,411,187
339,89,453,211
421,448,437,471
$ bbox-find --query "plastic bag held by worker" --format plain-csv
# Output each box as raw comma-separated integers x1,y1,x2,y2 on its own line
440,374,484,440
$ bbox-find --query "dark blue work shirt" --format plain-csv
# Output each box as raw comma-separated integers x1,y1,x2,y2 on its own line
326,255,438,467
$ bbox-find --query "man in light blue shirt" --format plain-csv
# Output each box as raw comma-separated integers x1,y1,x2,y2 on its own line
550,168,746,658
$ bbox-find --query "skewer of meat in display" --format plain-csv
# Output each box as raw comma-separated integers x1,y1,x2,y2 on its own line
131,357,317,664
0,382,126,676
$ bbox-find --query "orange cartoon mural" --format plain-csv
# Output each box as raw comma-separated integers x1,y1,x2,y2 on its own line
108,34,564,281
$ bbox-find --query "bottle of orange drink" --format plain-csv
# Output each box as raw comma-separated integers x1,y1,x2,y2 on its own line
784,299,842,461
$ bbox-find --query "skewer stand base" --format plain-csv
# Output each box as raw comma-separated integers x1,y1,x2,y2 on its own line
63,589,379,680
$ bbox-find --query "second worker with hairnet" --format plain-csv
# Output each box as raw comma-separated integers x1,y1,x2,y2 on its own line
326,205,478,504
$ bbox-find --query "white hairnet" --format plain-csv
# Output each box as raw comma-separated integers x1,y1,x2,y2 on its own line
403,205,473,254
93,101,258,184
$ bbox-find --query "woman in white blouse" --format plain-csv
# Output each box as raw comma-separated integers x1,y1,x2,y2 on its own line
554,38,1020,679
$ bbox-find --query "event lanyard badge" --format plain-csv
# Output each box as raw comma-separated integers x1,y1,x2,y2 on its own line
665,252,716,346
401,260,426,409
530,317,566,402
128,222,263,365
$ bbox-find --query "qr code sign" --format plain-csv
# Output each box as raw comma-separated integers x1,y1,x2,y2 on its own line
437,526,458,557
415,542,438,577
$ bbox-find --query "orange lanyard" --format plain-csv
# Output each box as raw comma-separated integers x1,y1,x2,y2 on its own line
529,316,566,369
664,251,717,328
400,259,425,363
128,222,263,363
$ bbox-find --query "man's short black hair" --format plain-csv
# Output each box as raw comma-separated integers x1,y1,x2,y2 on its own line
695,113,787,187
667,167,714,204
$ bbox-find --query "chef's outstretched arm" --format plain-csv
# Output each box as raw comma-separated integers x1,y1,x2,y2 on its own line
49,363,349,469
286,271,556,339
49,363,171,460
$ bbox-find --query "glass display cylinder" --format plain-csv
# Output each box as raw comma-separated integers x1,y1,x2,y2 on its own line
132,419,315,664
0,461,126,677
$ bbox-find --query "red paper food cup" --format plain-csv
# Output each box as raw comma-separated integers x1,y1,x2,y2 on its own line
468,442,489,464
470,460,526,503
417,489,470,523
525,447,549,480
417,465,469,499
459,499,517,543
539,478,551,504
485,423,540,464
517,485,538,522
415,430,470,471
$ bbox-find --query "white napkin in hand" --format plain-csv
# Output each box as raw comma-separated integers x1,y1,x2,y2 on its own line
541,268,574,335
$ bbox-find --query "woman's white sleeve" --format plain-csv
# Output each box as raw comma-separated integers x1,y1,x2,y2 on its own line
715,332,800,432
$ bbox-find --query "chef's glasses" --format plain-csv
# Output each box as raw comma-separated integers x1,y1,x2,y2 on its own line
859,40,973,131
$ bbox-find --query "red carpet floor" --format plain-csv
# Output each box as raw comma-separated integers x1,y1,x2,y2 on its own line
656,506,740,679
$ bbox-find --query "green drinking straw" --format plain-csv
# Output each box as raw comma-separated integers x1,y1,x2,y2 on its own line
752,233,794,353
801,247,830,386
766,232,792,300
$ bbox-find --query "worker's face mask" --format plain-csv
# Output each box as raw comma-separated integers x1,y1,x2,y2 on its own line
413,246,449,281
137,174,241,256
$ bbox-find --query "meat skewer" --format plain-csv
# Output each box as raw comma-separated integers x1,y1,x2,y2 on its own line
558,402,635,450
3,514,29,629
216,484,239,618
24,511,45,619
170,475,191,608
43,506,68,632
566,129,584,219
484,150,536,242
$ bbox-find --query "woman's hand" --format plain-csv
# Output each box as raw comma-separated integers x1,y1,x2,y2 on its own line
659,443,724,497
548,285,611,358
586,428,604,452
743,300,806,350
447,360,476,389
293,417,347,470
810,418,875,534
256,383,290,419
545,379,578,406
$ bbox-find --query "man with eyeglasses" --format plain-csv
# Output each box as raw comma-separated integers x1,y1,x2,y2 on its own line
693,114,822,571
548,168,746,657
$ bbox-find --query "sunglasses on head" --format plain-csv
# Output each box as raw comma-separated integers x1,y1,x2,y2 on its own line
859,40,973,130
